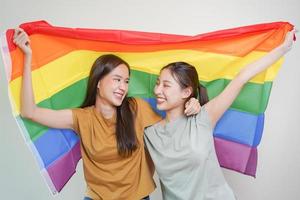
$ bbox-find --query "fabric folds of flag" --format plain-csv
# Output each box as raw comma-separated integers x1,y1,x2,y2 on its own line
0,20,293,194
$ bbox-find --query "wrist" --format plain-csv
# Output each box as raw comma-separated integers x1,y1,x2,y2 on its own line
24,52,32,59
278,42,291,54
24,53,32,64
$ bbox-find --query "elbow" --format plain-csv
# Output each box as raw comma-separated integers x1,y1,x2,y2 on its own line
20,108,35,120
20,111,32,120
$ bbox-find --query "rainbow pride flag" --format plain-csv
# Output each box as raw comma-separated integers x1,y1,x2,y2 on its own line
0,21,293,194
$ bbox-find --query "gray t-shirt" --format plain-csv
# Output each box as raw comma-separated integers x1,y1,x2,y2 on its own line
144,107,236,200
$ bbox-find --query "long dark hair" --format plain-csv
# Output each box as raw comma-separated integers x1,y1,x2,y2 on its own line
81,54,137,157
161,62,209,106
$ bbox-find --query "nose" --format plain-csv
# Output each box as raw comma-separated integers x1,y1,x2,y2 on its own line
154,83,162,96
119,80,127,91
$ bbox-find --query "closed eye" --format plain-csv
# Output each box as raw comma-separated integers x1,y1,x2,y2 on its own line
113,78,121,82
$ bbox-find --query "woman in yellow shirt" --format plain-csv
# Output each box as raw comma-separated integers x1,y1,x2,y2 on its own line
13,28,200,200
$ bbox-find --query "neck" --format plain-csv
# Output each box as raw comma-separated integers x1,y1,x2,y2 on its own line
165,104,185,123
95,96,116,119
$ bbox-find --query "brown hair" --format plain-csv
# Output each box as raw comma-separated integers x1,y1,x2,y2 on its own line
81,54,137,157
161,62,209,105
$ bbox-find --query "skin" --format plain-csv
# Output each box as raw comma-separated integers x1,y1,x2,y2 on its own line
95,64,129,119
155,30,296,127
155,68,193,123
13,28,201,131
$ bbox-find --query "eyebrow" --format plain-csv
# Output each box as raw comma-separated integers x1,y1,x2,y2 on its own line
163,80,172,83
113,74,130,80
157,78,172,83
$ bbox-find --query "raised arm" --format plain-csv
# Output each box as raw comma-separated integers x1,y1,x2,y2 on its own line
205,30,296,127
14,28,74,129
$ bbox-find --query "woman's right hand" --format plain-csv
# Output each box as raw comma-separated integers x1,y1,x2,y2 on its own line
13,28,32,56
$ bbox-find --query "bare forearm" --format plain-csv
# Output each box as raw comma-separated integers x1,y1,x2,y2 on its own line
238,44,287,84
20,53,37,119
15,28,74,129
206,30,295,127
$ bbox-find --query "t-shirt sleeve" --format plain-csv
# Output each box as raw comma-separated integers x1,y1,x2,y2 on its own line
72,108,85,136
135,98,161,128
195,105,213,130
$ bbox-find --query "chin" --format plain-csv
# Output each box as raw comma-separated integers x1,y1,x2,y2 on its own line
113,101,122,107
112,98,124,107
156,103,168,111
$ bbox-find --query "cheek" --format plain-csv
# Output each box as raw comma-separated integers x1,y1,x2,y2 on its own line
164,87,179,97
154,85,159,94
166,88,185,105
125,82,129,90
99,80,115,95
164,89,172,97
123,85,129,94
98,84,109,97
108,80,119,90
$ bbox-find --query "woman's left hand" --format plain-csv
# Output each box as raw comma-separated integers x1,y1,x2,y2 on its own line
282,29,296,53
184,98,201,116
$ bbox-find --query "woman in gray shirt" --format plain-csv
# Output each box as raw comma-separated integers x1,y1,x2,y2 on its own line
144,30,295,200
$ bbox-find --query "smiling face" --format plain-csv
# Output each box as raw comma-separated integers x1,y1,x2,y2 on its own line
97,63,130,106
154,68,192,111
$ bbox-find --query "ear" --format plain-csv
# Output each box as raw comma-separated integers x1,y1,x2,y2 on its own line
181,86,192,99
97,80,101,89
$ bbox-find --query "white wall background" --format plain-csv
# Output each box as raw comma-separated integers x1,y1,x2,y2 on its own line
0,0,299,199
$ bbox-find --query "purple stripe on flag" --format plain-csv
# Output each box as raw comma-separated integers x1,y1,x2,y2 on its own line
214,137,257,176
47,142,81,191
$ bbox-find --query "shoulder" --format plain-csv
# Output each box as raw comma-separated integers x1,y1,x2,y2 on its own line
72,106,94,118
131,98,151,113
144,119,163,133
134,98,157,111
133,97,147,107
144,123,156,137
194,105,212,128
132,98,161,127
71,106,94,135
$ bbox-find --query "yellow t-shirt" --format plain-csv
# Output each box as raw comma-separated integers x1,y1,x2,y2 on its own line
72,98,161,200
